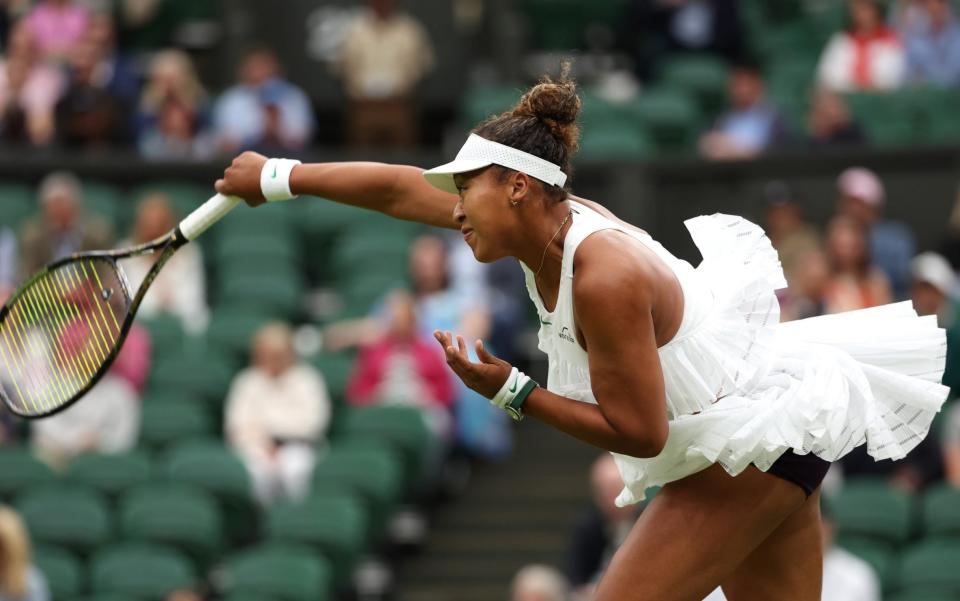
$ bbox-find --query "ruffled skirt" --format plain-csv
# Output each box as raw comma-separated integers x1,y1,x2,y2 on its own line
612,215,949,506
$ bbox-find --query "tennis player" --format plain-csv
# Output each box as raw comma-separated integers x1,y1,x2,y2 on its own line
215,75,948,600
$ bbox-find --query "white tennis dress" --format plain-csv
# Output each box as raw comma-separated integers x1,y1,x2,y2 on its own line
519,201,950,506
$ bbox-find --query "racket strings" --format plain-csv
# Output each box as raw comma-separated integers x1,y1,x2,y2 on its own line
0,259,129,416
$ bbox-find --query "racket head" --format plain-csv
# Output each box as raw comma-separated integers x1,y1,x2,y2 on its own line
0,256,133,418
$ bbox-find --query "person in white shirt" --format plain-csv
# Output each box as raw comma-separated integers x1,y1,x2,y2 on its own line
817,0,906,92
224,322,331,505
122,193,209,335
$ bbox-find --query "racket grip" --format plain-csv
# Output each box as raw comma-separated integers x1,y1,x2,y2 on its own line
179,194,241,241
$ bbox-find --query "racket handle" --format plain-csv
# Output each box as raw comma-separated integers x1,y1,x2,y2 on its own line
179,194,241,241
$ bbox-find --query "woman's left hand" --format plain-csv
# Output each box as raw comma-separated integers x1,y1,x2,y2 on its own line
434,330,512,399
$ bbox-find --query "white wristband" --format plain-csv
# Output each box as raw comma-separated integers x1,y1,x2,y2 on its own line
260,158,302,202
491,367,531,409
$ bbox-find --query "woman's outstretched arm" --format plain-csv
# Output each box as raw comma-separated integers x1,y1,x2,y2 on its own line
215,151,460,230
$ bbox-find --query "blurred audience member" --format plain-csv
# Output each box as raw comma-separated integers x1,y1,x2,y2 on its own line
893,0,931,36
836,167,916,299
945,402,960,485
213,48,314,155
938,185,960,270
0,23,63,146
512,564,569,601
122,194,209,334
21,0,89,64
903,0,960,86
565,454,640,599
31,327,148,469
763,181,821,279
18,171,113,276
817,0,906,92
699,62,789,160
225,322,331,505
0,226,16,303
84,13,139,108
338,0,435,148
138,50,213,160
0,506,49,601
807,88,866,148
347,290,454,440
619,0,744,82
823,215,893,313
910,252,960,396
781,248,831,322
820,505,882,601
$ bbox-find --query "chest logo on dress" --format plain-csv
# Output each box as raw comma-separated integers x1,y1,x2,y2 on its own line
558,326,577,344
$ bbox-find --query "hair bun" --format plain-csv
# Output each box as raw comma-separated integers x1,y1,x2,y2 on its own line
512,73,581,152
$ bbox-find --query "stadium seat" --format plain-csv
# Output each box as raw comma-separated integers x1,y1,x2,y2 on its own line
221,544,332,601
137,314,186,357
328,235,412,283
64,451,152,498
213,235,302,268
70,596,139,601
265,491,369,590
16,485,111,554
520,0,585,50
839,539,897,592
148,346,236,406
922,483,960,541
896,540,960,594
205,309,275,361
886,595,959,601
119,483,222,566
217,272,305,317
338,406,433,487
579,125,655,161
461,84,523,127
659,55,730,117
0,448,56,499
82,181,128,230
829,480,915,547
139,399,213,450
33,544,84,599
631,88,701,153
0,183,36,228
163,440,256,543
89,543,194,599
312,441,404,540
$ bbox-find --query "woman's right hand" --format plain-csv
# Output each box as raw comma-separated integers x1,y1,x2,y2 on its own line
215,151,269,207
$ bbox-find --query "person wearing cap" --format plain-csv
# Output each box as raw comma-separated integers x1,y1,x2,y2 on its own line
215,72,948,600
17,171,113,276
763,180,821,282
911,252,960,396
836,166,917,300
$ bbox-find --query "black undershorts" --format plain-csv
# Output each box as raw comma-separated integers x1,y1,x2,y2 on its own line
766,450,831,496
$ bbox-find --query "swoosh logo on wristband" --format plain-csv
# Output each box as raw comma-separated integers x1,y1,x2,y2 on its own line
271,164,278,178
509,376,518,394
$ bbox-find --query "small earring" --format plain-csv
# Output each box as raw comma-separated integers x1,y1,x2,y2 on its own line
510,200,520,207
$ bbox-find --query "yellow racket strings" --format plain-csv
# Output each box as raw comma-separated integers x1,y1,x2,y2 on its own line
0,260,127,415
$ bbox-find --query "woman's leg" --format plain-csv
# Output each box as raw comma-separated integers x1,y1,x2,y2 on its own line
592,462,809,601
720,489,823,601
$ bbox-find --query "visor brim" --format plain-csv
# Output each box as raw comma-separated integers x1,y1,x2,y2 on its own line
422,158,493,194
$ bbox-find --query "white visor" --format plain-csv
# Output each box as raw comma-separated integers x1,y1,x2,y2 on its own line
423,134,568,194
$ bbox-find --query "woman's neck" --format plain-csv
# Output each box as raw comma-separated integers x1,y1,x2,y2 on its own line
516,200,574,308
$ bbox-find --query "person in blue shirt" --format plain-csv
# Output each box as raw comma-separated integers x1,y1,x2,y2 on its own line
904,0,960,86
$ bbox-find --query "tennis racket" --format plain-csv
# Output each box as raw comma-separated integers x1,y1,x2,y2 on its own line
0,193,241,418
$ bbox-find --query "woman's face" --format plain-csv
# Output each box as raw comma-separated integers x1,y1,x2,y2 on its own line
850,0,882,32
453,167,519,263
827,218,867,272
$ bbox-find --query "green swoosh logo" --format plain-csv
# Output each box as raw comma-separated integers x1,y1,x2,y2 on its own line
509,376,518,394
271,164,278,178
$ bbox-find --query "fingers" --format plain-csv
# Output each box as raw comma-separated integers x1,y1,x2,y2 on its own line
456,335,467,355
215,179,228,195
475,339,508,366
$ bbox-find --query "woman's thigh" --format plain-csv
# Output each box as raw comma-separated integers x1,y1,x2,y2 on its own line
592,462,809,601
720,489,824,601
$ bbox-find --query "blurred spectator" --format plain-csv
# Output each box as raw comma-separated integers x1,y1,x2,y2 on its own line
20,0,89,64
903,0,960,86
938,185,960,270
0,506,49,601
337,0,435,148
565,454,640,599
122,194,209,334
138,50,213,160
512,564,569,601
0,226,16,303
892,0,931,36
82,13,140,109
823,215,893,313
225,322,331,505
347,290,454,440
763,181,821,280
817,0,906,92
945,402,960,485
807,88,867,148
18,172,113,276
820,505,882,601
213,48,314,155
0,23,63,146
910,252,960,396
780,248,831,322
165,590,202,601
31,326,149,469
836,167,916,299
699,62,789,160
619,0,744,82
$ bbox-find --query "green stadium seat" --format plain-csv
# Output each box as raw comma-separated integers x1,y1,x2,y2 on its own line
311,351,356,422
328,235,411,283
163,440,255,543
34,544,84,599
119,483,222,566
461,84,523,126
82,181,128,231
886,595,959,601
140,399,213,450
213,235,302,267
335,276,402,319
338,406,433,487
265,492,369,590
829,480,915,547
217,273,305,317
659,55,730,117
0,448,56,499
0,183,36,228
579,125,655,161
16,485,111,554
219,199,298,237
205,309,275,361
90,543,194,599
312,441,404,540
521,0,585,50
896,540,960,595
221,544,332,601
70,596,139,601
631,88,701,152
148,346,236,406
838,539,897,592
137,314,186,357
64,451,152,498
922,483,960,541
